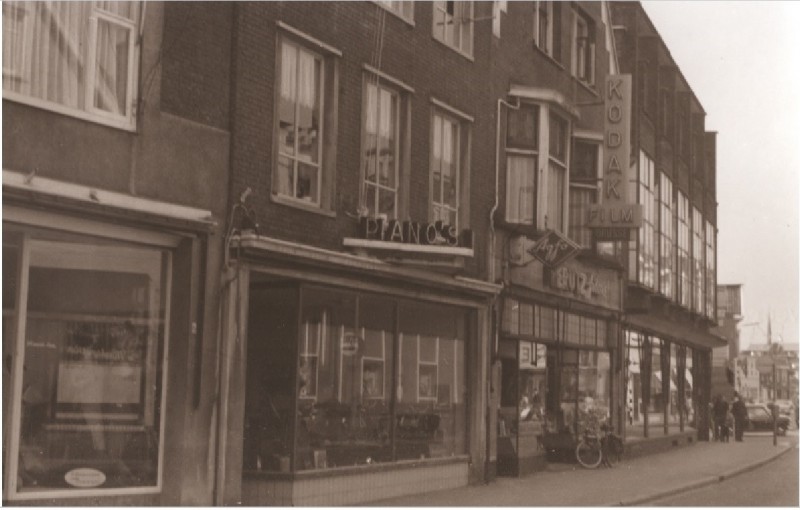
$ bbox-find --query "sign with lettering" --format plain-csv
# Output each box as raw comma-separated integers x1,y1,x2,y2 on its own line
527,230,581,269
357,217,472,248
588,74,642,233
549,266,609,301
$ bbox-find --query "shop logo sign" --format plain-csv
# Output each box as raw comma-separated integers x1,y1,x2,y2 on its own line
341,333,362,356
65,468,106,488
527,230,581,268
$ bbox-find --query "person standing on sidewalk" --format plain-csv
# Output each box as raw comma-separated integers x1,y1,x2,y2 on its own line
712,394,729,441
731,393,748,442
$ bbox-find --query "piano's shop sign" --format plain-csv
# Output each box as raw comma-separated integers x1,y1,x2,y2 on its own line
342,217,474,256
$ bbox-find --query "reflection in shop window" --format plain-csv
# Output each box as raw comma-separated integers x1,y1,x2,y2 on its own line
8,234,168,496
243,285,467,473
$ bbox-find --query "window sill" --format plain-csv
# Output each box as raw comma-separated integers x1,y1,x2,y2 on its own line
431,36,475,62
271,193,336,218
531,43,565,71
4,91,137,132
243,454,469,480
571,75,599,97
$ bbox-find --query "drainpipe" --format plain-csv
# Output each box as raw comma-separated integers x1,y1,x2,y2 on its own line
484,96,519,483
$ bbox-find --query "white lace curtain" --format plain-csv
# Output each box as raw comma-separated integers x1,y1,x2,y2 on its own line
3,1,140,118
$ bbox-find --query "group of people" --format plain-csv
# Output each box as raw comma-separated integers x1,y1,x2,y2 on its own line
711,392,748,442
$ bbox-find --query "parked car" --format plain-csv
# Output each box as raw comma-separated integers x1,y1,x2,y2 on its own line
745,404,790,435
773,399,795,418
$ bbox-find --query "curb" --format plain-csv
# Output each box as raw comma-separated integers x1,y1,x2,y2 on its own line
609,444,794,506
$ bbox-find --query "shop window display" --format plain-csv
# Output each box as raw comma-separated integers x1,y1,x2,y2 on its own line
668,343,680,425
4,228,169,496
625,332,645,437
243,284,468,473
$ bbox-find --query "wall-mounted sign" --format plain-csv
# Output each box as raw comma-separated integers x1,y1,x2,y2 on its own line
341,333,361,356
343,217,474,257
548,265,609,301
588,74,642,236
527,230,581,269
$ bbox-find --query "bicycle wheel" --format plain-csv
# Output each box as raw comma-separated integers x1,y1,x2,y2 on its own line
576,439,602,468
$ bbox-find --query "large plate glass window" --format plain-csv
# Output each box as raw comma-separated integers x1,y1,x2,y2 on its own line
2,2,141,129
692,207,704,314
243,282,468,473
677,192,691,307
637,151,657,289
659,173,675,298
5,227,169,498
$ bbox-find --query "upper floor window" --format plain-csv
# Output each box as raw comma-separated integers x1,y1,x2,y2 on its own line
637,151,657,289
659,173,675,299
432,1,473,57
492,1,507,38
534,1,561,61
363,78,401,219
571,8,595,85
2,1,142,130
375,0,414,22
430,103,471,229
692,207,704,314
504,103,570,233
568,138,600,247
704,219,716,320
677,192,690,308
659,88,673,141
274,29,340,212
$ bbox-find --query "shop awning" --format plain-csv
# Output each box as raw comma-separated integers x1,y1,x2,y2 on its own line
625,313,726,350
3,169,217,233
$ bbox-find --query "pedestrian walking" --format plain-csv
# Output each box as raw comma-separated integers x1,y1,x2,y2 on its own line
712,394,729,442
731,393,748,442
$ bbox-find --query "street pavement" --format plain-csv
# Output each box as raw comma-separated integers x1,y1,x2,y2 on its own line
371,434,795,506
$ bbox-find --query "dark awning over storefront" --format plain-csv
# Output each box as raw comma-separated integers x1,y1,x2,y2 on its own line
625,313,726,350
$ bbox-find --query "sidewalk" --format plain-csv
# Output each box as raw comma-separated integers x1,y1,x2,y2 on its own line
371,435,794,506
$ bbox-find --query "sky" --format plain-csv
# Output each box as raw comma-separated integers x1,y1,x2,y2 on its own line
641,1,800,348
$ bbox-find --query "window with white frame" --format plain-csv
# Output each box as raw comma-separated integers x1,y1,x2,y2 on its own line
637,151,657,289
505,103,570,232
361,327,386,399
2,1,141,129
417,335,439,401
534,1,559,60
363,78,401,219
569,138,600,247
571,7,595,85
692,207,704,314
432,1,473,56
299,320,321,399
431,109,469,229
677,192,691,308
546,113,569,232
375,0,414,21
274,31,339,211
705,219,716,320
659,173,675,299
492,1,507,37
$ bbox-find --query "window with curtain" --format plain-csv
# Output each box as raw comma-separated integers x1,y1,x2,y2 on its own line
705,220,716,320
276,39,323,205
677,192,691,308
363,79,400,219
431,111,463,228
432,1,473,56
692,207,704,314
505,104,538,224
638,152,657,289
534,1,554,57
659,173,675,298
2,1,141,128
569,139,599,247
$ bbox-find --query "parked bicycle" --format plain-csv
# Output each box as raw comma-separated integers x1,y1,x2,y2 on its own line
575,421,623,468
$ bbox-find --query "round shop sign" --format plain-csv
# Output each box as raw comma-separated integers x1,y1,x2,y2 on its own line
65,468,106,488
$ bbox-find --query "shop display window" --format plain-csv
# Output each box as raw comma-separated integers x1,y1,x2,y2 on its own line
4,227,169,497
685,347,695,429
625,332,645,437
668,343,680,425
243,283,468,473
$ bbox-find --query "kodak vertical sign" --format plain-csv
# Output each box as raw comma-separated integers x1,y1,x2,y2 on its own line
587,74,642,240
